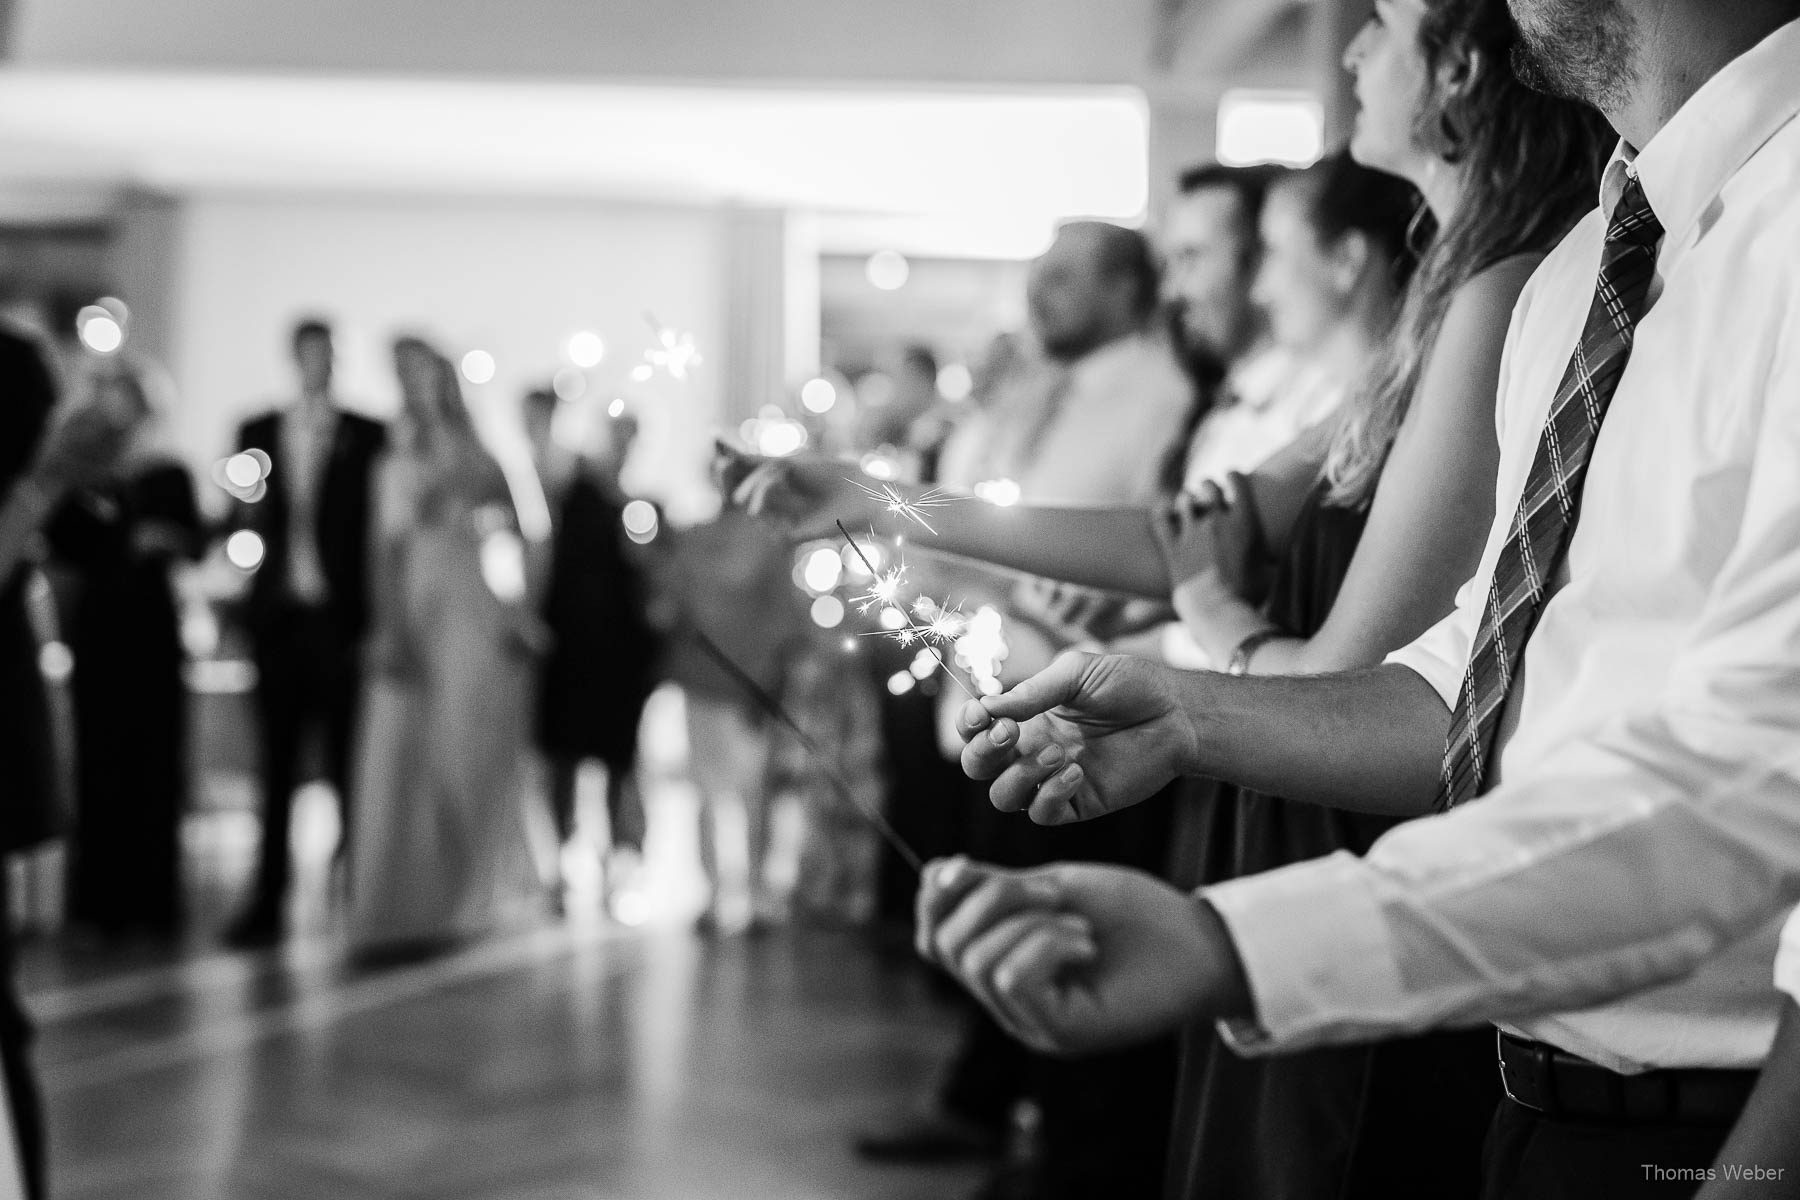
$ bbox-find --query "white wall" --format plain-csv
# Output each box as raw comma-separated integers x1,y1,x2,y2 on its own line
153,192,732,518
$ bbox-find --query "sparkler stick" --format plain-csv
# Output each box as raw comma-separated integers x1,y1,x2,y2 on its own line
685,619,923,875
836,520,978,701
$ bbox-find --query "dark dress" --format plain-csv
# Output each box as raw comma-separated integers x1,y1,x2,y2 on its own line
48,461,202,936
1165,482,1499,1200
534,473,658,770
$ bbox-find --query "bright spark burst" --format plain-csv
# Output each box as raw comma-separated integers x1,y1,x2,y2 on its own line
641,312,702,381
851,479,958,536
854,567,909,615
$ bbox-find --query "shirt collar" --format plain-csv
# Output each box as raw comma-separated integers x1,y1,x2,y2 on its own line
1601,16,1800,237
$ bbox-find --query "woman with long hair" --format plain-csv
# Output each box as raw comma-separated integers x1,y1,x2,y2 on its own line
347,337,544,961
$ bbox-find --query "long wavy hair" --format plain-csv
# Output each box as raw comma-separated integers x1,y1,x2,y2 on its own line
1322,0,1615,506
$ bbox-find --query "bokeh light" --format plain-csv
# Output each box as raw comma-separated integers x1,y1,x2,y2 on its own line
479,530,528,603
608,398,627,419
756,419,808,458
810,595,846,629
974,477,1022,507
800,377,837,414
224,452,264,489
461,350,496,384
865,250,911,291
567,331,607,368
553,366,587,401
622,499,659,545
802,547,843,594
38,641,74,685
886,671,916,696
630,364,654,383
937,363,974,401
226,530,266,571
77,310,124,354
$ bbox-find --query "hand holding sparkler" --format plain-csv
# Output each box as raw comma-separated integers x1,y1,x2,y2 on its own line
956,650,1199,826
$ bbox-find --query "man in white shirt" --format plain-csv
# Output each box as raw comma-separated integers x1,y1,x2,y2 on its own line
919,4,1800,1196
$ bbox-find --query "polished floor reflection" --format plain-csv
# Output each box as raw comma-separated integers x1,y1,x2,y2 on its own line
23,920,977,1199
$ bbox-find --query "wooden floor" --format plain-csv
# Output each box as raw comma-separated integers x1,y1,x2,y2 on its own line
22,921,983,1200
15,712,986,1200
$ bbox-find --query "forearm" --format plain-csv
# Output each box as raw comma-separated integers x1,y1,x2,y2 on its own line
898,497,1172,598
1700,1001,1800,1198
1176,663,1448,814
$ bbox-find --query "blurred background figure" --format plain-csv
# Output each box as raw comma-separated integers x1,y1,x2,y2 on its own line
528,390,660,919
44,361,202,942
225,318,388,948
648,504,804,935
345,338,544,962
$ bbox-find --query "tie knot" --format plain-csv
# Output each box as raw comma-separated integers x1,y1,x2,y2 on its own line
1607,174,1663,248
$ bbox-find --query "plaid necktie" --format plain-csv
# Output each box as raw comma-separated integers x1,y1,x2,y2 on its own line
1434,175,1664,810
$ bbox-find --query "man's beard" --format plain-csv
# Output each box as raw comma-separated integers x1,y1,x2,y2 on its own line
1509,0,1638,111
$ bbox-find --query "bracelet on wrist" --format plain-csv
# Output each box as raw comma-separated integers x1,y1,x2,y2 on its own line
1226,628,1282,677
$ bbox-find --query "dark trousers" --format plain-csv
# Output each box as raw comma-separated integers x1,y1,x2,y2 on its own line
1481,1098,1736,1200
0,877,45,1200
248,608,360,918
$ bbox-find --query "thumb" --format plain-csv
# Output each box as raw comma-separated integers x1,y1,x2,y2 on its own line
980,649,1093,724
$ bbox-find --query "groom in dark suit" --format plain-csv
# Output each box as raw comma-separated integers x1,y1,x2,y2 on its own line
226,317,386,947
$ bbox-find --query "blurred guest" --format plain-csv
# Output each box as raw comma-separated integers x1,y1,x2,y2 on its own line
775,641,884,927
649,506,803,934
342,341,540,964
345,339,543,961
857,343,942,468
47,361,202,939
226,317,387,947
0,319,133,1200
528,391,659,917
858,222,1193,1200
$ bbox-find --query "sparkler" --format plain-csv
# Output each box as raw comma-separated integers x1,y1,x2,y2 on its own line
849,479,958,536
685,620,922,874
836,520,977,700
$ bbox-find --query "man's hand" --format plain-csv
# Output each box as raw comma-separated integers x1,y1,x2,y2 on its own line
916,858,1247,1056
957,650,1198,823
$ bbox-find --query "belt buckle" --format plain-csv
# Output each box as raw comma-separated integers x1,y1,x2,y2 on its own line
1497,1031,1554,1114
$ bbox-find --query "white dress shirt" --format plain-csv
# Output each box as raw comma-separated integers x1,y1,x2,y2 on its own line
1205,17,1800,1074
1014,331,1193,507
1778,907,1800,1005
280,398,337,606
1181,343,1343,493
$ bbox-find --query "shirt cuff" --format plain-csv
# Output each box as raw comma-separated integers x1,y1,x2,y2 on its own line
1778,905,1800,1004
1202,851,1410,1055
1382,601,1475,710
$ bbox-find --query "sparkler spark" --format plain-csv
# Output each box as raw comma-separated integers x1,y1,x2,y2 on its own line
850,479,958,536
853,566,908,615
836,520,976,700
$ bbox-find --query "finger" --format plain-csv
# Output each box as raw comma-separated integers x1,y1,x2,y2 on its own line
914,856,994,960
956,912,1087,1048
978,651,1093,724
956,698,996,740
1191,479,1226,511
929,870,1062,972
984,741,1078,815
960,713,1022,781
1026,761,1089,825
991,917,1099,1049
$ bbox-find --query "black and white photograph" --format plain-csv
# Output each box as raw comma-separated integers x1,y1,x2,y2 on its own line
3,0,1800,1197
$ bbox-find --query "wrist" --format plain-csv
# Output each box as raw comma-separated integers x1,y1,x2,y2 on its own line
1190,894,1255,1022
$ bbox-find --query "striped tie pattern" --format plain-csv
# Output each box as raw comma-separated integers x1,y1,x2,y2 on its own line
1434,176,1663,811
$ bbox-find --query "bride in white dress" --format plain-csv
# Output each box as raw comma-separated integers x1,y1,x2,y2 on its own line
347,337,543,960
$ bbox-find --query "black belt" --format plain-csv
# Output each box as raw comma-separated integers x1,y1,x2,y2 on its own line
1497,1031,1756,1126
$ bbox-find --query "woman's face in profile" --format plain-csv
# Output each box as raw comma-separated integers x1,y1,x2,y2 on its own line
1251,187,1347,354
1342,0,1438,184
